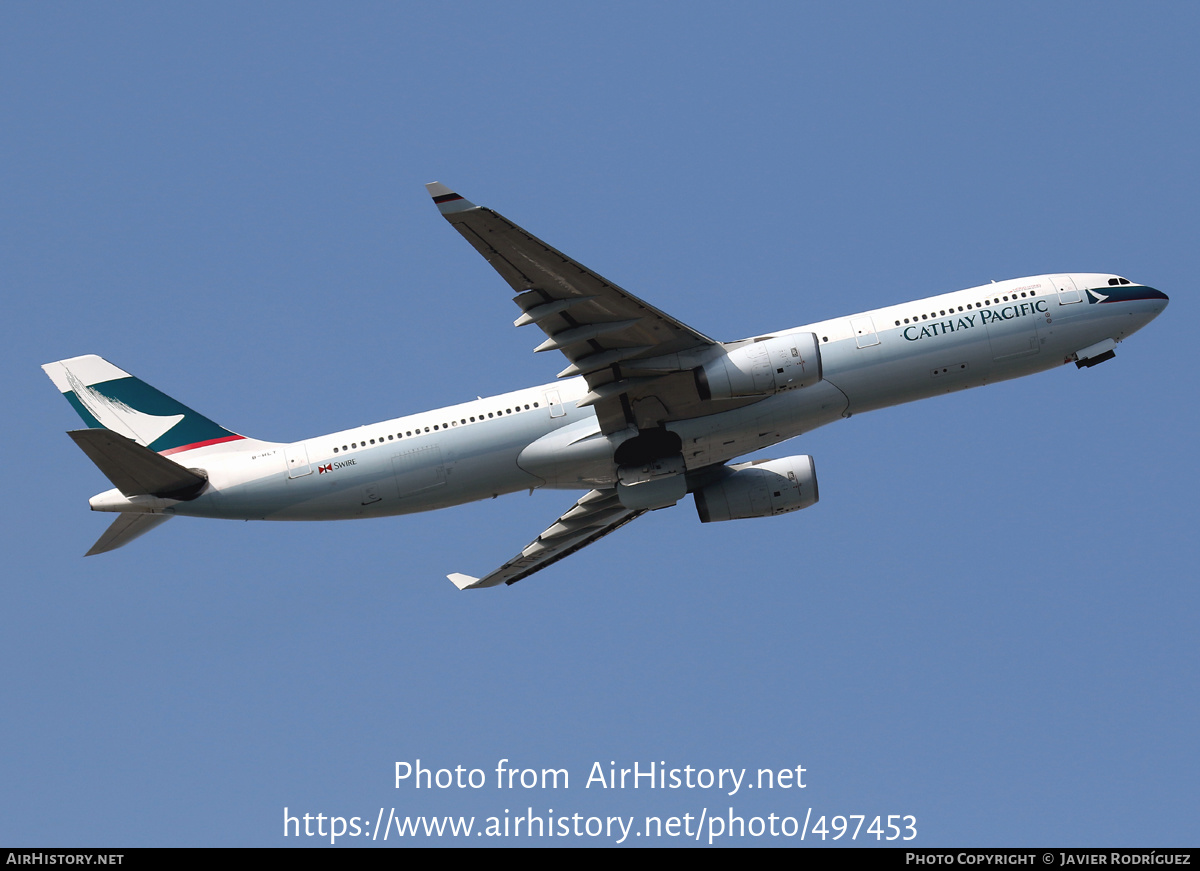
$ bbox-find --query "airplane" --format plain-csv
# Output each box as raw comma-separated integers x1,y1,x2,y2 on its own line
43,182,1169,589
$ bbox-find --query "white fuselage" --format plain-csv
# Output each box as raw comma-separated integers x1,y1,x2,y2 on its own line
95,272,1165,522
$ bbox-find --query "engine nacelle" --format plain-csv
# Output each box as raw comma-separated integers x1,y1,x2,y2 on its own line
695,333,822,401
693,455,819,523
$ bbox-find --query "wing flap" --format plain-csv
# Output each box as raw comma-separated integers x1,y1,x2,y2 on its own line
447,489,646,589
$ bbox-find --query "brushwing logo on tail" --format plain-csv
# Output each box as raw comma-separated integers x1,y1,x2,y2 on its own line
64,369,185,447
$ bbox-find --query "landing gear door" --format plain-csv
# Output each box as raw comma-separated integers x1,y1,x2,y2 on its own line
1051,274,1081,305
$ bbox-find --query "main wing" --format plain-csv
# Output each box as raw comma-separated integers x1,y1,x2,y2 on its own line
427,182,729,435
447,489,645,589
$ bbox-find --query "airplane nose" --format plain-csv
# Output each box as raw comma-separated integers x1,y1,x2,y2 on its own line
1144,286,1169,314
1128,286,1169,333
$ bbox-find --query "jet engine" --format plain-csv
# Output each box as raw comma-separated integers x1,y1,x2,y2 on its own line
693,455,819,522
694,333,822,401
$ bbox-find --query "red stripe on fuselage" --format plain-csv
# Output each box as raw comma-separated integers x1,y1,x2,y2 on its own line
160,434,246,455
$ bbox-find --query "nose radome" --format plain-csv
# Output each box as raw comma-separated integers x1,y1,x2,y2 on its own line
1140,286,1169,311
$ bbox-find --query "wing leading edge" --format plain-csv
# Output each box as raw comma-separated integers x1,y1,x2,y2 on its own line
447,489,646,590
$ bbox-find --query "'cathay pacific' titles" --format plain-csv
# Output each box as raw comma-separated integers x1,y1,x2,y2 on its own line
902,300,1050,342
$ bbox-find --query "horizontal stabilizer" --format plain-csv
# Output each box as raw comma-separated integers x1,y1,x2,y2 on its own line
86,513,172,556
68,429,208,500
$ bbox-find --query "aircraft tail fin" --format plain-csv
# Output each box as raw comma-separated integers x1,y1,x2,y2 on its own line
86,513,173,556
42,355,245,455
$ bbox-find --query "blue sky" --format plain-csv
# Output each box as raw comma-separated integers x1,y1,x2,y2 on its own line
2,2,1197,846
